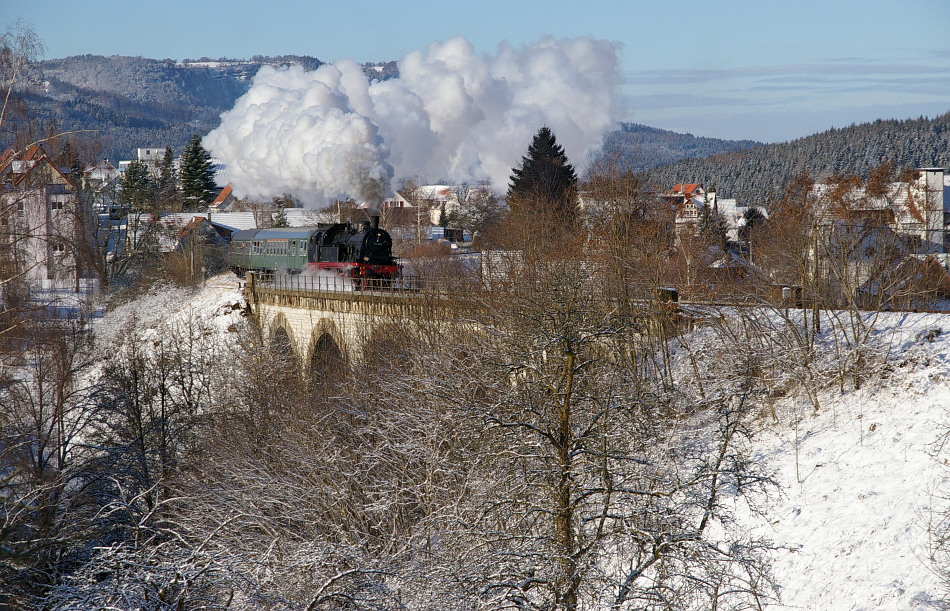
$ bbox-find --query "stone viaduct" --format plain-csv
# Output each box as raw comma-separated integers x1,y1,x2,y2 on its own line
242,272,684,379
243,273,452,375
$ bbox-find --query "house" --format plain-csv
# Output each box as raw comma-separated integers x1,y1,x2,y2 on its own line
117,147,169,180
209,184,237,211
136,147,166,179
382,184,474,245
383,185,461,225
661,183,710,225
84,160,120,190
0,145,92,289
811,167,948,255
83,160,122,213
794,167,950,307
173,216,231,250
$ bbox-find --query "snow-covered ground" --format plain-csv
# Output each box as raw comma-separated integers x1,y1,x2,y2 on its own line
736,313,950,610
111,276,950,609
94,273,249,352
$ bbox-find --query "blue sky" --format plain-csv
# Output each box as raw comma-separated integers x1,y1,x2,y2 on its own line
5,0,950,143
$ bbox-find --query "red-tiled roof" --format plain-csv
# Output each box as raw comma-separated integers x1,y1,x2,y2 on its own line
177,216,209,238
211,184,233,206
21,144,46,161
670,183,702,195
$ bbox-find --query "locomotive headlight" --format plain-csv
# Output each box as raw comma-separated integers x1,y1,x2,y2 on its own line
363,256,369,262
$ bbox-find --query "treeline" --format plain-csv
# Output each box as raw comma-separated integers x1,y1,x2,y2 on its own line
638,113,950,205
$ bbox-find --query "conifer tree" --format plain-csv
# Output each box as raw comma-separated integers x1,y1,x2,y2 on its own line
698,203,728,249
158,146,176,192
272,207,289,228
506,126,578,228
157,146,180,210
179,134,216,210
117,159,154,212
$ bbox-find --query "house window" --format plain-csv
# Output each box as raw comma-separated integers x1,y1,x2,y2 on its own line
51,201,64,211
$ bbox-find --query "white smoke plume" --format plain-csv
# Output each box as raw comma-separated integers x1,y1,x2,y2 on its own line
204,36,623,208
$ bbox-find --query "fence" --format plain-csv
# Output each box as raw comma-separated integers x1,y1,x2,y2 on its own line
253,272,429,294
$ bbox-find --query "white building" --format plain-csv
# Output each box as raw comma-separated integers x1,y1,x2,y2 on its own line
383,185,460,225
811,167,948,254
0,145,90,289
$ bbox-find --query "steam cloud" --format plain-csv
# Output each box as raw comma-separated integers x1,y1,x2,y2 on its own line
204,36,623,207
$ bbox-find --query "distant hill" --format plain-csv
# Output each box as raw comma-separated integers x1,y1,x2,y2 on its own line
13,55,267,163
639,113,950,205
598,123,764,171
3,54,396,164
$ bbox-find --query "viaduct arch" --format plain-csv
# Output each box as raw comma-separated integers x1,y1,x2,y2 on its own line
245,273,443,376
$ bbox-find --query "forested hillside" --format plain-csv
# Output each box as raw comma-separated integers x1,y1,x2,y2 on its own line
7,56,248,161
4,55,329,162
41,55,263,108
598,122,763,170
639,113,950,205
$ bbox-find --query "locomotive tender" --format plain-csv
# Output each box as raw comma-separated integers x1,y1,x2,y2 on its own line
229,221,400,283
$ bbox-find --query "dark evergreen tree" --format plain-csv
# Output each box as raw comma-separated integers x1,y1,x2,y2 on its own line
68,157,84,191
739,206,766,242
698,204,728,249
271,208,289,228
506,126,578,226
158,146,176,191
56,140,75,168
117,159,155,212
179,134,216,210
157,146,180,210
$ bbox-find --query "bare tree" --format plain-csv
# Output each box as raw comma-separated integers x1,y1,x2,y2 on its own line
0,319,98,606
449,181,505,245
403,252,776,610
0,19,45,140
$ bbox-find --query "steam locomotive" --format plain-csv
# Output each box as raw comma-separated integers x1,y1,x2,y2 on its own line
229,221,400,283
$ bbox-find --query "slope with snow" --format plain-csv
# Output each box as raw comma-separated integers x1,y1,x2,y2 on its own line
736,313,950,610
111,277,950,609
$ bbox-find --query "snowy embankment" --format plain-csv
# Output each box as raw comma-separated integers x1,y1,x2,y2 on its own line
95,274,249,349
105,276,950,609
735,312,950,610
